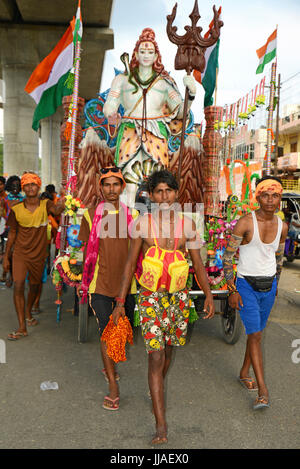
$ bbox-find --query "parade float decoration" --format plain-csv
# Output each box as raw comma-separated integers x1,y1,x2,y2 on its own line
201,59,277,284
51,1,85,322
77,1,223,206
202,151,261,289
203,216,238,290
52,195,85,321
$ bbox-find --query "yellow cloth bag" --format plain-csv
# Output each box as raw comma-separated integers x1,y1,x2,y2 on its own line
168,251,189,293
138,215,189,293
138,246,164,292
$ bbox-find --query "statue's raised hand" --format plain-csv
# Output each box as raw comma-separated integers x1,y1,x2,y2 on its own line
183,74,196,97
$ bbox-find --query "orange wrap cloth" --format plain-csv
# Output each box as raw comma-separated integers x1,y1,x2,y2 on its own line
101,315,133,363
255,179,282,201
21,172,42,190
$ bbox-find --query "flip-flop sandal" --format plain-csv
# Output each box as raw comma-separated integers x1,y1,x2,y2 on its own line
102,396,119,411
26,318,39,326
253,395,270,410
238,377,258,392
101,368,120,383
7,331,28,341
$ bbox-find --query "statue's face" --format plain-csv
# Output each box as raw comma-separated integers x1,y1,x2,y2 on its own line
136,42,157,67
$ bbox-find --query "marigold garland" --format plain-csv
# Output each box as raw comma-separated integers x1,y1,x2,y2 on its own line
52,254,82,288
101,316,133,363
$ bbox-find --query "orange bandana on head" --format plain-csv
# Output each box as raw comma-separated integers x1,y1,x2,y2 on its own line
21,172,42,190
255,179,283,201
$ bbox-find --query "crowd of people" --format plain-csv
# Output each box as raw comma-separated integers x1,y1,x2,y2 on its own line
0,165,289,444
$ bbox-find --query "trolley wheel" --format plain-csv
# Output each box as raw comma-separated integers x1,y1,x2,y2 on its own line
285,255,294,263
220,298,242,345
78,302,89,343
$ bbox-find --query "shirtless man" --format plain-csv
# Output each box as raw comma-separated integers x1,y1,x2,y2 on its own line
3,172,65,340
103,27,196,206
223,176,288,410
112,169,214,444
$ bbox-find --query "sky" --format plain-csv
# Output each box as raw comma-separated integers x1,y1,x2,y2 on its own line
100,0,300,123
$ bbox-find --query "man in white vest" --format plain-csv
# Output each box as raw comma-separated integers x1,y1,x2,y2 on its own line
223,176,288,410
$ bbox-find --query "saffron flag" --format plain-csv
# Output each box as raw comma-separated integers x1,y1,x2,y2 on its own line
193,7,221,108
256,29,277,74
24,1,83,131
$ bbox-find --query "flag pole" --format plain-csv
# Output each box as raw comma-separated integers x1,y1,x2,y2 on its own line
61,0,82,259
66,39,81,194
265,25,278,176
265,60,277,175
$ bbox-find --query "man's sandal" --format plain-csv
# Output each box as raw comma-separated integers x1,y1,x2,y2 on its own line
253,395,270,410
101,368,120,383
238,377,258,392
26,318,39,327
102,396,119,411
7,331,28,341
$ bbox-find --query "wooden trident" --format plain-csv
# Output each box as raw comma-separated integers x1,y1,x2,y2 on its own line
166,1,223,183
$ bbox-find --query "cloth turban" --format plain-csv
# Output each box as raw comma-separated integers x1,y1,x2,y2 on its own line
21,173,42,190
255,179,283,201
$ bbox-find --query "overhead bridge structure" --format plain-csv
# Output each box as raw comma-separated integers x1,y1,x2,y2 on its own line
0,0,114,188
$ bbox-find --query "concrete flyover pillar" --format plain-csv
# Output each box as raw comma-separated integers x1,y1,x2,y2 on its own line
2,63,39,176
40,109,63,192
0,28,40,177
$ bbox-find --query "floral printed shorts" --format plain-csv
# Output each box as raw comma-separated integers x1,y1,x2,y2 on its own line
138,288,190,353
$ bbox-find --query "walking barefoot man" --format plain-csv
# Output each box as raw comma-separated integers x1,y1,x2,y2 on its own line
223,176,288,410
112,170,214,444
3,171,65,340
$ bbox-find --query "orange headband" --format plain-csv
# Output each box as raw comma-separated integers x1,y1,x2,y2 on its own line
99,168,126,187
21,173,42,190
255,179,282,200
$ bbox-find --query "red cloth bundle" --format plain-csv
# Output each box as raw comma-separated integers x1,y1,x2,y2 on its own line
101,316,133,363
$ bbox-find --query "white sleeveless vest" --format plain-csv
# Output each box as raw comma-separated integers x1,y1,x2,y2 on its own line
237,211,282,277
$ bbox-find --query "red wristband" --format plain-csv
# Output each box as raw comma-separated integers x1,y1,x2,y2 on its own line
115,297,125,305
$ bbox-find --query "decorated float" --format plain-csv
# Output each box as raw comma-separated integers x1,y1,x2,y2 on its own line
51,1,278,345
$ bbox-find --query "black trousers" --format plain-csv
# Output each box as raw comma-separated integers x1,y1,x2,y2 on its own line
89,293,135,335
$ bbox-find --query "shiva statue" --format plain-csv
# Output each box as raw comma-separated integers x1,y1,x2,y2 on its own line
103,28,197,206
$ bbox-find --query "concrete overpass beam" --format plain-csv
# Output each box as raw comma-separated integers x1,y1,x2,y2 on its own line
1,27,39,176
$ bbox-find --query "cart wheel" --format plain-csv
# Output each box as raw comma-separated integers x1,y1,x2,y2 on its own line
285,255,294,263
220,298,242,345
78,302,89,343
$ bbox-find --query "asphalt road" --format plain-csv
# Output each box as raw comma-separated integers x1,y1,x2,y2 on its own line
0,261,299,450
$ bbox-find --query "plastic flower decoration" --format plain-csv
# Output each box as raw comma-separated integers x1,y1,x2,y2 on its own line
64,195,84,220
255,95,265,106
67,224,82,248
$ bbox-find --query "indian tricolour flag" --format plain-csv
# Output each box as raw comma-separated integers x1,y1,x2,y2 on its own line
256,29,277,74
24,1,83,131
193,7,221,108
